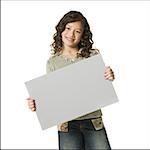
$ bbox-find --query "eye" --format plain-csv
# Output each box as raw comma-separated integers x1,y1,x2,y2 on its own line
76,30,81,34
66,27,70,30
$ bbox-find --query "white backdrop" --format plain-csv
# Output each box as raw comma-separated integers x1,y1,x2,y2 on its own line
1,1,150,149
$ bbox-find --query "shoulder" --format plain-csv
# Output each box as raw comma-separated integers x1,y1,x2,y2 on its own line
89,48,100,57
46,53,61,73
47,53,60,64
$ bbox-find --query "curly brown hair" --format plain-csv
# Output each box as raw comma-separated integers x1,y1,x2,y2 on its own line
51,11,95,58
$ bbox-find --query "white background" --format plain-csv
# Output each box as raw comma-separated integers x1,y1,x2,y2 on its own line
1,1,150,149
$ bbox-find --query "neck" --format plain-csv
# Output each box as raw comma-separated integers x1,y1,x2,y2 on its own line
62,47,79,58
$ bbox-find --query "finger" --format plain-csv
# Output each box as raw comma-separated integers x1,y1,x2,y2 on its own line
105,74,114,80
29,105,36,109
28,103,35,108
28,100,35,105
28,104,35,108
28,100,34,103
28,102,35,106
104,72,113,77
108,76,114,81
28,101,35,106
26,97,35,101
104,72,114,78
104,70,113,76
31,107,36,111
105,68,113,74
106,75,115,81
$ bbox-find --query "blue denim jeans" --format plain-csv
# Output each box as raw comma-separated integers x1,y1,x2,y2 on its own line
58,119,111,150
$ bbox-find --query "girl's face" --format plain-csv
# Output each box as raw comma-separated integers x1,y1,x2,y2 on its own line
61,21,84,49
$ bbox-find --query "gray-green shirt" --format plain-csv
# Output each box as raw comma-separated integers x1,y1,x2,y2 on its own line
46,50,102,120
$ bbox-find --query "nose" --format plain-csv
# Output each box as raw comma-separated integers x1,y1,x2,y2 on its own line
68,30,75,38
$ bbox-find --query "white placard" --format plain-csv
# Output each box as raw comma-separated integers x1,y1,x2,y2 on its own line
25,54,118,130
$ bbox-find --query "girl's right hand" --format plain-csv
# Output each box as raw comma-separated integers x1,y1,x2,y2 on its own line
27,97,36,112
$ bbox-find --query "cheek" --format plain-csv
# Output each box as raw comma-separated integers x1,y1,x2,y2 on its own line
61,32,66,42
61,31,65,38
76,35,82,42
61,29,68,36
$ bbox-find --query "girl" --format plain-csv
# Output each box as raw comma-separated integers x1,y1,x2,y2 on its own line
27,11,115,149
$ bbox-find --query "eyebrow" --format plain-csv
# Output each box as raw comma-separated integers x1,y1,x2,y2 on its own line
66,24,83,31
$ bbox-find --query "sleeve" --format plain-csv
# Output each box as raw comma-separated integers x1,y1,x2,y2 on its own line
46,58,55,74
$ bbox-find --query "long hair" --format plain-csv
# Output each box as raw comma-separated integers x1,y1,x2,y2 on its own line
51,11,95,58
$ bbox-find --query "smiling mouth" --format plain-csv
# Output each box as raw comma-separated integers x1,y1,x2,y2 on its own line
65,37,75,42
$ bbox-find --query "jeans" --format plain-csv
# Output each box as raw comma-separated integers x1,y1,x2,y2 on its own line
58,119,111,150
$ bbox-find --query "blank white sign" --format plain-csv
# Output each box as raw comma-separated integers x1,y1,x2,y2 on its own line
25,54,118,130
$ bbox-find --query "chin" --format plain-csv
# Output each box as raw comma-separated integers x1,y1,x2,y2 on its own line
64,42,76,48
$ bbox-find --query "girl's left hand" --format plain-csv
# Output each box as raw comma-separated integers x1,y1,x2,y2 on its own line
104,66,115,81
